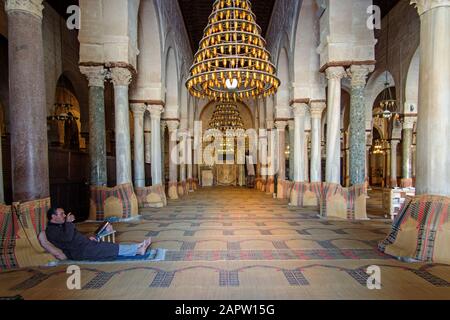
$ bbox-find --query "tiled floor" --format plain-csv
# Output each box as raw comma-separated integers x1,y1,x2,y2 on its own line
0,186,449,300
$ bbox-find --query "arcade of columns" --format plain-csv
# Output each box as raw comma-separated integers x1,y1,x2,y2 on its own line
3,0,449,215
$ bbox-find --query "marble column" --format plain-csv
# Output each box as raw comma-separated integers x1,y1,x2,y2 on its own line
348,65,372,186
166,120,179,199
401,117,415,187
325,67,347,184
179,129,187,183
148,106,164,185
291,104,308,182
144,113,151,165
304,132,310,182
266,123,275,193
288,120,295,181
80,66,108,186
390,140,400,187
161,121,166,184
6,0,49,201
412,0,450,195
310,101,326,182
365,145,371,189
111,67,133,185
187,134,194,191
275,121,287,180
131,103,146,188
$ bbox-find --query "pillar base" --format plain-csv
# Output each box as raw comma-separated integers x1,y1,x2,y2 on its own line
379,194,450,265
177,180,187,197
266,176,274,194
289,182,322,207
390,178,398,188
192,178,199,191
89,183,139,221
400,178,413,188
320,183,368,220
135,184,167,208
0,198,55,270
277,180,293,200
168,181,179,200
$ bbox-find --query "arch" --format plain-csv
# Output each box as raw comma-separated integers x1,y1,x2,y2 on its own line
404,48,420,114
48,74,83,150
365,70,395,127
130,0,163,101
164,46,179,118
199,101,255,132
275,47,290,111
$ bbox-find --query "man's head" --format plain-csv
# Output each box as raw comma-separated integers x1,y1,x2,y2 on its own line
47,207,66,224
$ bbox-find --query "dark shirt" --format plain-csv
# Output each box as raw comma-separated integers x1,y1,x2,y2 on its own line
45,222,119,261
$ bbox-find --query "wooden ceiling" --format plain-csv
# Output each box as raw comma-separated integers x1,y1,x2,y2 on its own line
178,0,276,53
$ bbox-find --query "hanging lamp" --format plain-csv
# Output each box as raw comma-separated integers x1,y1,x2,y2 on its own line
186,0,280,102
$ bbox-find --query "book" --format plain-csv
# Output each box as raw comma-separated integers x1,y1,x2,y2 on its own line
94,221,110,238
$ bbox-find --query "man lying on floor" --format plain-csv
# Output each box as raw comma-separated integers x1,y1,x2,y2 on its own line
42,207,152,261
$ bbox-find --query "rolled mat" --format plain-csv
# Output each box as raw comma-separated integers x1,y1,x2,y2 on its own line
89,183,139,221
379,194,450,265
1,198,56,270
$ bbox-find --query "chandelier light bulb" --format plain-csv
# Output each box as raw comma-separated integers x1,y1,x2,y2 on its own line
226,78,238,90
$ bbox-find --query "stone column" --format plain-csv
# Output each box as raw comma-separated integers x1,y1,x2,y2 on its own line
178,129,187,196
291,104,308,182
266,122,275,193
390,140,400,187
304,132,310,182
348,65,372,186
161,120,166,184
110,68,133,185
310,101,326,182
80,66,108,186
187,134,194,191
412,0,450,195
288,120,295,181
131,103,146,188
401,117,415,187
275,121,287,180
144,113,151,165
325,67,347,184
6,0,49,201
166,120,179,199
148,106,164,185
365,145,371,189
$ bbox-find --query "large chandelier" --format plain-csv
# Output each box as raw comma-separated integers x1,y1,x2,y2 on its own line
208,103,245,133
186,0,280,101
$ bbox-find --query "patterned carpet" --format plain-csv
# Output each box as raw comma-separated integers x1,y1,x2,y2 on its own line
0,187,449,299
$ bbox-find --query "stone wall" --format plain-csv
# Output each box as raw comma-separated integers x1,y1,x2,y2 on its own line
372,1,420,111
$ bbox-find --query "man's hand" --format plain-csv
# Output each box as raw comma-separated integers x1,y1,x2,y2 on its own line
66,212,75,223
89,236,99,242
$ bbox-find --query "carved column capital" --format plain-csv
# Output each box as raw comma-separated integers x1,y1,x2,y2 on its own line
110,67,133,87
347,65,374,87
291,103,308,118
147,105,164,120
80,66,107,88
325,66,347,81
5,0,44,19
130,103,146,117
310,101,326,119
275,120,287,130
166,120,180,132
411,0,450,15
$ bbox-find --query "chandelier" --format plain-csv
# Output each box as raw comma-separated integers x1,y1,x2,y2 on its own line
47,78,79,122
208,103,245,134
186,0,280,101
372,140,385,155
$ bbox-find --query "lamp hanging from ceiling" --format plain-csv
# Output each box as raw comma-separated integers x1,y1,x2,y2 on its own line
374,13,399,121
186,0,280,102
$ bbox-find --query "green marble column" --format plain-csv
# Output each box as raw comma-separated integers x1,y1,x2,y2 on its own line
80,66,107,186
349,65,372,186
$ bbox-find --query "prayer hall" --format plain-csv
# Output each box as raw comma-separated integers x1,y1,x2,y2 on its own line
0,0,449,301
